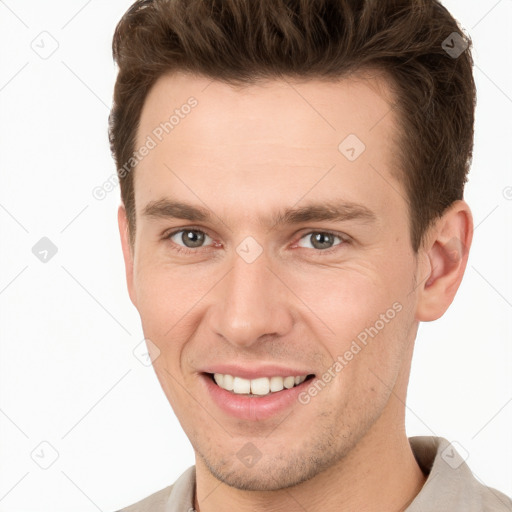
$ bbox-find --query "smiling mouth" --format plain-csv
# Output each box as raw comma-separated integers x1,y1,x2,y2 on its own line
206,372,315,397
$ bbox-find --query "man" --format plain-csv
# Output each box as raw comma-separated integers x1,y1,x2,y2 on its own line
110,0,512,510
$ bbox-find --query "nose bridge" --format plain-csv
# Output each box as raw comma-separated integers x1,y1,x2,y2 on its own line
210,245,293,347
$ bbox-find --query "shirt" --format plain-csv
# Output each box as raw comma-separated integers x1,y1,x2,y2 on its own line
116,436,512,511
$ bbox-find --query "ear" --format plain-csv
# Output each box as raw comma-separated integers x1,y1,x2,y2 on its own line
415,200,473,322
118,204,137,308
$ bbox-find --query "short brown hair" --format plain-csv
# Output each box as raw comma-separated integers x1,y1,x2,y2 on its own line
109,0,476,252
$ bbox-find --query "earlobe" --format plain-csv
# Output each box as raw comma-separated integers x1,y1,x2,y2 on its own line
118,204,137,308
415,200,473,322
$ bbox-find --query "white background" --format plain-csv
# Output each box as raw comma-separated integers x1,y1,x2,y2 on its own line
0,1,511,510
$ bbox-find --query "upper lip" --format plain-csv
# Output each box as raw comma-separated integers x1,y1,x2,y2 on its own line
200,364,314,380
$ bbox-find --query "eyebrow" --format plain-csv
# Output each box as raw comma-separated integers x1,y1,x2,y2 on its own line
142,198,377,228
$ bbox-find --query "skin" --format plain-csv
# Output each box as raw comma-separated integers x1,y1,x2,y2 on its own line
118,70,473,511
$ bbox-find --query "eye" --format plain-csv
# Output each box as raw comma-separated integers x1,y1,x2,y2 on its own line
296,231,346,251
167,229,214,251
164,228,348,255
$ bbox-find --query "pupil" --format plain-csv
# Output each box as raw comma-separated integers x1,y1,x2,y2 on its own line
313,232,332,249
183,230,204,248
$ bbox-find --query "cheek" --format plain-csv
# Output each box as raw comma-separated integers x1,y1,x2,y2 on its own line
134,267,199,406
283,262,401,340
133,257,209,337
288,262,413,388
132,260,224,386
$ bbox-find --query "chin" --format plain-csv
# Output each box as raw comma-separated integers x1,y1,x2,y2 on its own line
207,465,314,491
198,444,343,492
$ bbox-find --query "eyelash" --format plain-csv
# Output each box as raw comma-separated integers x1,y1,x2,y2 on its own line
162,227,350,256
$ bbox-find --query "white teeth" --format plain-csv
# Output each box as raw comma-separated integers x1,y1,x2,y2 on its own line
251,377,270,395
222,374,234,391
269,376,284,392
283,376,295,389
212,373,309,396
233,376,251,394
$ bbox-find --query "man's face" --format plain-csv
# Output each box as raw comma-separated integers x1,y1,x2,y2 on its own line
121,71,427,490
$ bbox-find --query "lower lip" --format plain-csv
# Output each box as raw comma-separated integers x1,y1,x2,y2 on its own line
201,374,313,421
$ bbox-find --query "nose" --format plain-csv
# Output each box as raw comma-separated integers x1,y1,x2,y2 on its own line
208,247,294,348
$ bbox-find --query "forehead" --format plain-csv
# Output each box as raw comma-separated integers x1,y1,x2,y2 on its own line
137,69,397,148
133,70,404,223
